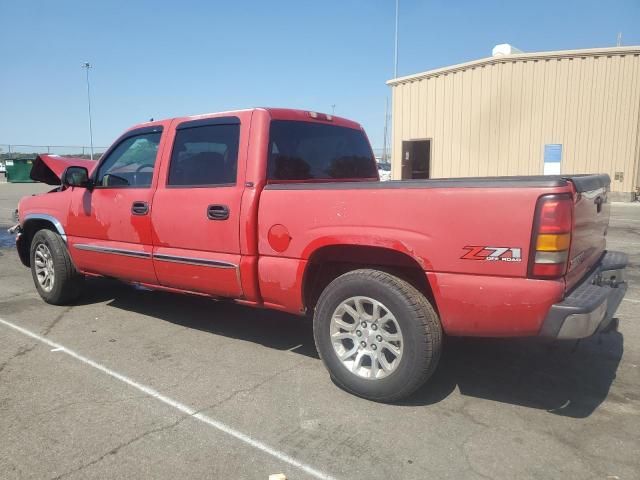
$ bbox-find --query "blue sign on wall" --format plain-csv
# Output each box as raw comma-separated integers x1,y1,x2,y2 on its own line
544,144,562,163
543,144,562,175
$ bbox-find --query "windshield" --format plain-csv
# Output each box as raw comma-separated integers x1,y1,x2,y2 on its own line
267,120,378,181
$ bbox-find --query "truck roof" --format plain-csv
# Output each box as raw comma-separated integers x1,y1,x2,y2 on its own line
125,107,363,133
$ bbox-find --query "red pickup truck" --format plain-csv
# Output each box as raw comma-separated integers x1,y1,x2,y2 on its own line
11,108,628,402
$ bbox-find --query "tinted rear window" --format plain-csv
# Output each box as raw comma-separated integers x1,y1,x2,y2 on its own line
267,121,377,181
168,124,239,186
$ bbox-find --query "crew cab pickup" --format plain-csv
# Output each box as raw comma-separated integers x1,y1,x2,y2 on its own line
11,108,628,402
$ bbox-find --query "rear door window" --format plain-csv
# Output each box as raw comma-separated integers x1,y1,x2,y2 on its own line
267,121,377,181
167,123,239,186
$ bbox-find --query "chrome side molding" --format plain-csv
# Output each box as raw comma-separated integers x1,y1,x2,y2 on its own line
74,244,152,258
72,243,237,269
153,253,237,269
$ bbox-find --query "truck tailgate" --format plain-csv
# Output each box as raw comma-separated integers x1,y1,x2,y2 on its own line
564,175,610,291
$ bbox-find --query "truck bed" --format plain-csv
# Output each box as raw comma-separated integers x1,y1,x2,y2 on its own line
258,174,610,336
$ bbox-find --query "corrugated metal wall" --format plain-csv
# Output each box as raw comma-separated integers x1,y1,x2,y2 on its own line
390,49,640,194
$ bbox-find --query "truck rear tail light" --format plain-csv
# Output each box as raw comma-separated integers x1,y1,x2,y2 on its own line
529,194,573,279
535,233,571,251
537,196,572,233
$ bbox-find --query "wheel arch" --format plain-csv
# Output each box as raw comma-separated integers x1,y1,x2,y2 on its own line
302,244,436,314
19,214,67,267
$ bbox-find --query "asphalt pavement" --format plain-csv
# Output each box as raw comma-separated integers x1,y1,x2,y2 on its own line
1,182,638,480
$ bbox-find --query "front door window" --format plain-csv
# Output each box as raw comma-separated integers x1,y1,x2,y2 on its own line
95,132,161,187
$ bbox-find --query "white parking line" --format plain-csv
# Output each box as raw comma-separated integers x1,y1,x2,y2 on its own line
623,298,640,304
0,317,338,480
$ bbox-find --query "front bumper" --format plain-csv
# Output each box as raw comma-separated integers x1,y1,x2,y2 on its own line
8,223,29,267
540,251,628,339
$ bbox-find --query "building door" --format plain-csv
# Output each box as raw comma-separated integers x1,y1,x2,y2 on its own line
401,140,431,179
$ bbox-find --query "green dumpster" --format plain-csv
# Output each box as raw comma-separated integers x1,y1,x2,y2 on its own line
6,158,35,183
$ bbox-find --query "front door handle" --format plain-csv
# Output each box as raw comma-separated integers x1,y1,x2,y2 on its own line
207,204,229,220
132,201,149,215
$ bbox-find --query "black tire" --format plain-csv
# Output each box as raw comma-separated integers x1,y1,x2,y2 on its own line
313,269,442,402
30,229,83,305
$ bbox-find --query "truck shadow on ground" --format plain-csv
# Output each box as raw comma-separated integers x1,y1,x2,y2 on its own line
79,278,623,419
403,333,623,418
77,278,321,359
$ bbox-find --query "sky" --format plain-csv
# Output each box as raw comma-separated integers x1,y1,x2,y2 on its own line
1,0,639,151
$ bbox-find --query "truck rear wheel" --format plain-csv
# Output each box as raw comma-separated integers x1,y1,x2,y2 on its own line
30,229,83,305
313,269,442,402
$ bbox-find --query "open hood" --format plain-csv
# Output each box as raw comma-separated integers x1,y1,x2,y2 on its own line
30,154,98,185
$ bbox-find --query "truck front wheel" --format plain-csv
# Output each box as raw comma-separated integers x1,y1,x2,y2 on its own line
30,229,84,305
313,269,442,402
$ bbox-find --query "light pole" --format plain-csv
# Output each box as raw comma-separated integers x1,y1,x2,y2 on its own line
394,0,399,78
382,97,389,163
384,1,400,169
81,62,95,160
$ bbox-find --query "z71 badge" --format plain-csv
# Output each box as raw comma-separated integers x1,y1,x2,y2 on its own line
461,246,522,262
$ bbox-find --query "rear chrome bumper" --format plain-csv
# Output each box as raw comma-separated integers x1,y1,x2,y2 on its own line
540,251,628,339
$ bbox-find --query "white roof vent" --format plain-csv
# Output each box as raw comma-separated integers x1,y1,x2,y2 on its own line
492,44,524,57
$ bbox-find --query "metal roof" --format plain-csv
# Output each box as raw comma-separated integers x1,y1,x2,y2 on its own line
387,45,640,86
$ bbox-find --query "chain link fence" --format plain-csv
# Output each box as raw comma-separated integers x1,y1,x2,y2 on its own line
2,143,386,163
0,144,107,160
0,144,107,182
1,144,391,181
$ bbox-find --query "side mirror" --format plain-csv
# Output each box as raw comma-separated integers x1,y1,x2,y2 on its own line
62,166,91,189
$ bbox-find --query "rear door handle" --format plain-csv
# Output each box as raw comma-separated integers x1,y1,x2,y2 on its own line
132,201,149,215
207,204,229,220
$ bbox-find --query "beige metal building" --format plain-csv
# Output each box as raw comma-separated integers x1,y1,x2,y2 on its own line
387,46,640,200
